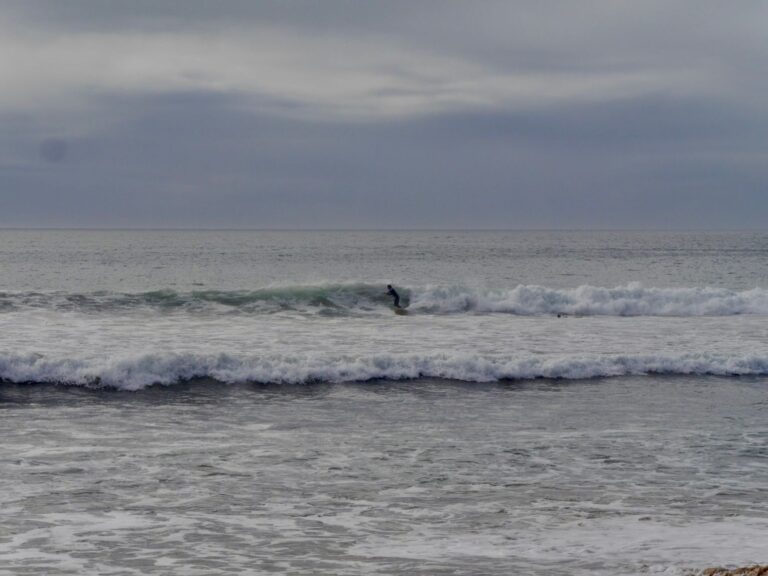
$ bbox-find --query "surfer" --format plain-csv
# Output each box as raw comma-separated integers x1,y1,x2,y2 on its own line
386,284,401,308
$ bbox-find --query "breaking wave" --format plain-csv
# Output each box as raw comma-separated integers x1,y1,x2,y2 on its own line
1,282,767,316
1,351,767,390
411,283,768,316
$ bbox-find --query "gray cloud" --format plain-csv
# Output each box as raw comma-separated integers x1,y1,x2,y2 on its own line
0,1,766,228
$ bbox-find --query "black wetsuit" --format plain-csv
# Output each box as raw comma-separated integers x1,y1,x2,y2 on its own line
387,286,401,308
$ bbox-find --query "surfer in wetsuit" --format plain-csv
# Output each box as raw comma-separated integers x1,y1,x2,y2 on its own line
386,284,401,308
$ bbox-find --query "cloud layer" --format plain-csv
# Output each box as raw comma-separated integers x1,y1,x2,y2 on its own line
1,1,766,228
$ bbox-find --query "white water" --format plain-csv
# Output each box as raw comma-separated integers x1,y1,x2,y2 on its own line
1,230,767,575
410,282,768,316
2,303,766,388
2,349,768,390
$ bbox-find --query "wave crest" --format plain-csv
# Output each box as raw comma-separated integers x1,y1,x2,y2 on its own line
1,352,766,390
1,283,767,317
411,283,768,316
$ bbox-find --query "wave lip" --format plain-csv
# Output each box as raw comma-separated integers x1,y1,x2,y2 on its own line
410,283,768,316
1,352,766,390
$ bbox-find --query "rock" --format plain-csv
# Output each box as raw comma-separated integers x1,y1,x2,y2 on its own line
700,566,768,576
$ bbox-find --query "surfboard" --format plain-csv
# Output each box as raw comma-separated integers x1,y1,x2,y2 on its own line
394,307,409,315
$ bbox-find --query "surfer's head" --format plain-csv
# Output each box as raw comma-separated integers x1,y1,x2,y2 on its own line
387,284,392,289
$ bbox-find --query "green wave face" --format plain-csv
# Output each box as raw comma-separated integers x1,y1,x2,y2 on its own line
0,283,410,315
2,283,767,316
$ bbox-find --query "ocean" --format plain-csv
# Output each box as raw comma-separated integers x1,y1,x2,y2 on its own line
1,229,766,575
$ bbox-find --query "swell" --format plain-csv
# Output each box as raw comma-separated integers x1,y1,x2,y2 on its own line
1,351,766,390
0,284,393,315
1,282,767,316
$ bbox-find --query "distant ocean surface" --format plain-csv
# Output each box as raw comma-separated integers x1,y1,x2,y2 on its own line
1,230,766,575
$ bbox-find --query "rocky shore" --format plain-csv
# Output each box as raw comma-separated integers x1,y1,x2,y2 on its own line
701,566,768,576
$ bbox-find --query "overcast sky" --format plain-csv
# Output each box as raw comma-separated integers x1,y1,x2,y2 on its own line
1,0,766,229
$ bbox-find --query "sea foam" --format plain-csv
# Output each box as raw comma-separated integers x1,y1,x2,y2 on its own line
1,351,766,390
409,283,768,316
